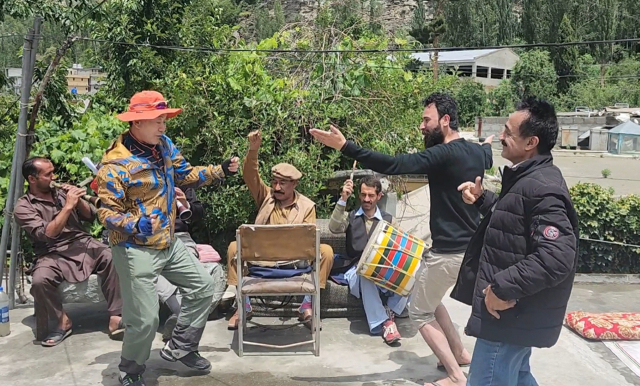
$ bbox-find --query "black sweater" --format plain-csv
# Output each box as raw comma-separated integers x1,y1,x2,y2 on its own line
174,188,205,233
341,138,493,252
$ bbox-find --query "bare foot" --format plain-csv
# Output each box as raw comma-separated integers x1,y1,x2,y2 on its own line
436,349,472,368
457,348,472,365
425,375,466,386
108,315,123,333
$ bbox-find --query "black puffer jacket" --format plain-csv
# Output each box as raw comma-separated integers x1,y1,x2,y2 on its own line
451,155,579,348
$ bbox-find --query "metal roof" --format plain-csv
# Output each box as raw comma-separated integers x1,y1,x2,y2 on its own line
609,120,640,135
411,49,503,64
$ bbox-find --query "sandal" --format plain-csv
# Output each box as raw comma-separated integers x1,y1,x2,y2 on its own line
109,319,125,341
41,328,73,347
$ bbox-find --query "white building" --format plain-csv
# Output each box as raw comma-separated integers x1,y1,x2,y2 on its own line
66,64,107,95
411,48,520,89
5,64,107,97
3,68,23,95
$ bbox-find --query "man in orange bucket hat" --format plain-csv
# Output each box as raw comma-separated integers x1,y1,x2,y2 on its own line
96,90,239,386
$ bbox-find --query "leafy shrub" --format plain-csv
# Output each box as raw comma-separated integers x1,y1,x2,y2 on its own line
570,183,640,273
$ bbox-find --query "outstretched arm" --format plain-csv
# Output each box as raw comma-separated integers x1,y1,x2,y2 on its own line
166,136,238,189
340,140,446,175
310,125,445,175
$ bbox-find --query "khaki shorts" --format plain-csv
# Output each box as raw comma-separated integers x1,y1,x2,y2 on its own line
408,250,465,328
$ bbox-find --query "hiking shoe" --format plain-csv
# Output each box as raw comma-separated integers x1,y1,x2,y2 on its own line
119,374,146,386
160,342,212,371
176,351,212,371
382,320,401,345
162,314,178,343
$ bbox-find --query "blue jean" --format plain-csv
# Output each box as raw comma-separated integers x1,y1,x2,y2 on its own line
467,338,538,386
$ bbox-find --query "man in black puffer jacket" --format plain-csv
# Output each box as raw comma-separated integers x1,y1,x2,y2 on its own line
453,97,579,386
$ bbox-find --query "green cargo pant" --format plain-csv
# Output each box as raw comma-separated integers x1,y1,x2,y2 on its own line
111,237,214,375
155,232,227,314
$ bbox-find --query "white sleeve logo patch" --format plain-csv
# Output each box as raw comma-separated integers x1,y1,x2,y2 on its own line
543,226,559,240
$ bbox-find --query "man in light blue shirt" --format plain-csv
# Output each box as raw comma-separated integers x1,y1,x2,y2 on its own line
328,176,408,345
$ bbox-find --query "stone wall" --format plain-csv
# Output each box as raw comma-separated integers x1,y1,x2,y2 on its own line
475,116,608,150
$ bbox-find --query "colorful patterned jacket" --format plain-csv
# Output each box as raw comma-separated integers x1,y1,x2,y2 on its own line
96,132,226,249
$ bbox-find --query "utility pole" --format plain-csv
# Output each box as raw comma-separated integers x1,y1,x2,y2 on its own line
0,17,41,308
432,0,444,81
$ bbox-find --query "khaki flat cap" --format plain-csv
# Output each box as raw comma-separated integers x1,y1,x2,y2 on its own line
272,163,302,181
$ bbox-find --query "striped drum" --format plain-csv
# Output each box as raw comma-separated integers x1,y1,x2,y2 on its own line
356,220,426,297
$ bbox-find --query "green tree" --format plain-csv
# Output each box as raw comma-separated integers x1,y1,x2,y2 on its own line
521,0,543,43
89,0,193,97
492,0,517,45
562,57,640,109
442,0,484,47
409,0,450,80
552,14,580,93
592,0,620,86
487,79,518,116
451,79,487,127
617,0,640,53
511,50,557,101
409,0,431,46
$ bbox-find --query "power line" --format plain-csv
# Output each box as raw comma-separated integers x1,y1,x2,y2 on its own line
265,55,640,82
2,34,639,84
76,0,109,24
75,37,640,55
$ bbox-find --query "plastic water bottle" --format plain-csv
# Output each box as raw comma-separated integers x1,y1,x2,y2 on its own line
0,286,10,337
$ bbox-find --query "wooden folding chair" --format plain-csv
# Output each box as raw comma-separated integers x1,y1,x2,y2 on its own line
236,224,320,357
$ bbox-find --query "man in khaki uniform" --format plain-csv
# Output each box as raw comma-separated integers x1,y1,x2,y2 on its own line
226,130,334,329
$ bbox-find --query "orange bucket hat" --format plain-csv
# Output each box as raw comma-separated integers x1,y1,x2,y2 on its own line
116,90,182,122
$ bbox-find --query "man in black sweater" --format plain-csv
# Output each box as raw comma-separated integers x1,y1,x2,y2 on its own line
454,98,578,386
311,93,493,386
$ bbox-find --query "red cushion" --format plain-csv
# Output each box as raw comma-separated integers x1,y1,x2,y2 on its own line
196,244,221,263
565,311,640,340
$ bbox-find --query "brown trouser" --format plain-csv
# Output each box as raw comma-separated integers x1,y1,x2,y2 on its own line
31,247,123,322
226,242,334,289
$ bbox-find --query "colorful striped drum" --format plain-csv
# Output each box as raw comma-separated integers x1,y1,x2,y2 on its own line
356,220,426,297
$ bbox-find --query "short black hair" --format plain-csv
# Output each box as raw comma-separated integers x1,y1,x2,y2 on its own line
22,157,51,181
423,93,459,130
359,175,382,194
516,97,558,154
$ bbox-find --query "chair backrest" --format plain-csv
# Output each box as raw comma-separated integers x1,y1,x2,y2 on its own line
237,224,317,263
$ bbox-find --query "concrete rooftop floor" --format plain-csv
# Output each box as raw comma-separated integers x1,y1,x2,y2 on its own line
1,283,639,386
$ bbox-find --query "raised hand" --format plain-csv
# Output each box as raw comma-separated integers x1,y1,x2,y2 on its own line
221,156,240,176
309,124,347,150
340,179,354,201
457,176,483,205
228,156,240,173
248,130,262,151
